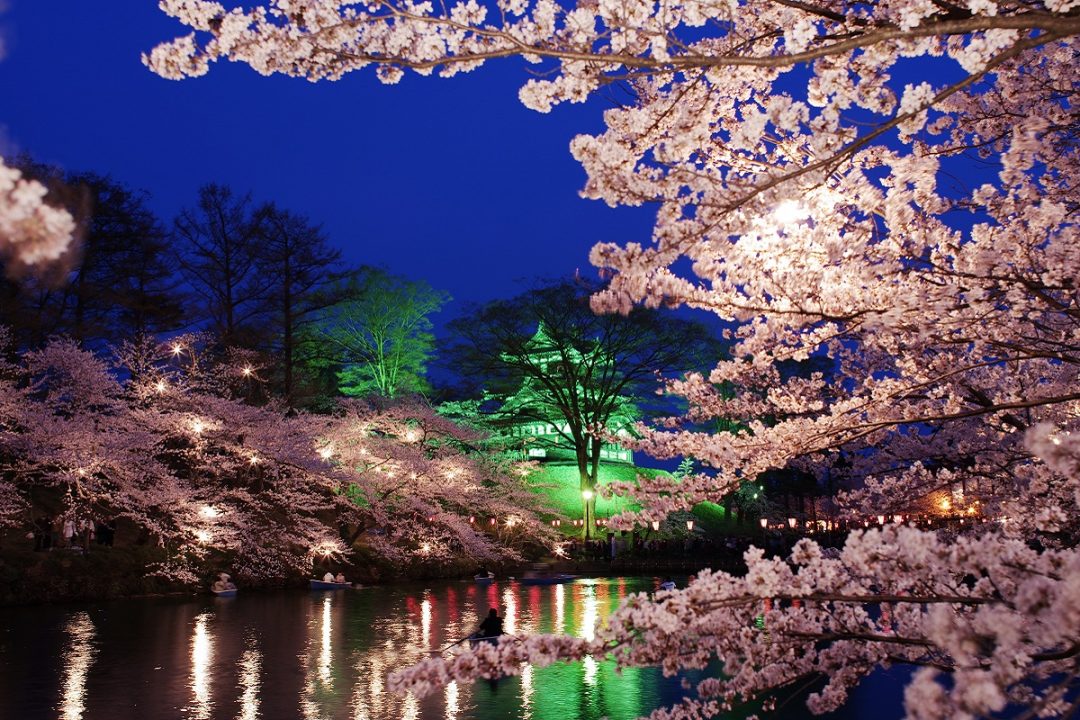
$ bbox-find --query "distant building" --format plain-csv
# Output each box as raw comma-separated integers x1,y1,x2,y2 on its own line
495,323,637,467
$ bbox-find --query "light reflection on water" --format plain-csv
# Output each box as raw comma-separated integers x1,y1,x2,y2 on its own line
0,577,903,720
59,612,96,720
190,611,214,719
237,634,261,720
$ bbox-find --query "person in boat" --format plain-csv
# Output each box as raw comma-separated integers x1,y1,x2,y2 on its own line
659,577,676,591
476,566,492,579
212,572,236,592
476,608,503,638
334,572,346,583
322,571,335,582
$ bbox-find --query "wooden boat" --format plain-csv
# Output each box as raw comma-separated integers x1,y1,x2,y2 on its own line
474,573,495,584
212,588,238,597
518,573,575,586
467,632,501,648
310,578,351,590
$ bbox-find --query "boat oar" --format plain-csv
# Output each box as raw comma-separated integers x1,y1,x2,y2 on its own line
430,634,473,654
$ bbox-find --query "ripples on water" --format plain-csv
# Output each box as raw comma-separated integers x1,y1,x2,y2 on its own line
0,577,901,720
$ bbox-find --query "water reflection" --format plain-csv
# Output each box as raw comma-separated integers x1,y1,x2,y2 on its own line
302,593,339,719
58,612,96,720
502,585,517,635
421,596,432,646
554,583,565,632
446,681,460,720
237,634,262,720
189,611,214,719
0,577,901,720
320,595,333,685
401,691,419,720
521,663,534,719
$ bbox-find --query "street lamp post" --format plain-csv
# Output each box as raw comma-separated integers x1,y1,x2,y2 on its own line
581,488,594,540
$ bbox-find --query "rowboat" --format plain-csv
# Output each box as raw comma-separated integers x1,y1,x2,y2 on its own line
310,579,351,590
467,632,500,648
518,573,575,586
212,588,238,597
474,573,495,584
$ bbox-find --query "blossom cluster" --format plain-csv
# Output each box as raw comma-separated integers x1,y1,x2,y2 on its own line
0,157,75,268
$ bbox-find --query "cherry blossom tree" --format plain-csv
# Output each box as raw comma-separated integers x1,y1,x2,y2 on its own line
2,328,552,582
147,1,1080,716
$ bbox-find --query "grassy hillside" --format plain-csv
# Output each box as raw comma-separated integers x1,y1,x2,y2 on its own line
527,463,671,520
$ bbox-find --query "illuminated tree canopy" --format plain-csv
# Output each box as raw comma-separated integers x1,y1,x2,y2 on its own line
0,330,553,582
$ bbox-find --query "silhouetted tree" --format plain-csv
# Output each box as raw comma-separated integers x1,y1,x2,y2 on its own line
173,184,264,347
254,203,348,403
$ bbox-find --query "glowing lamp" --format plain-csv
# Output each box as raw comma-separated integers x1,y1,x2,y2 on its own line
241,366,253,377
877,515,886,525
686,519,695,531
773,199,808,226
171,343,183,356
787,517,797,529
469,516,475,524
581,489,594,501
893,514,903,523
651,520,660,531
489,518,496,526
759,518,768,528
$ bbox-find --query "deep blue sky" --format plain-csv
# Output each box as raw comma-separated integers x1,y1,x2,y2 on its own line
0,1,655,312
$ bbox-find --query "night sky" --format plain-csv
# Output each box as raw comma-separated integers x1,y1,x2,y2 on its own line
0,1,655,312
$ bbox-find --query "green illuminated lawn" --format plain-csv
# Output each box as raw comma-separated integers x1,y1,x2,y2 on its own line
527,464,671,520
528,464,744,537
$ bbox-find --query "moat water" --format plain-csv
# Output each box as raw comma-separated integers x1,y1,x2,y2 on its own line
0,576,904,719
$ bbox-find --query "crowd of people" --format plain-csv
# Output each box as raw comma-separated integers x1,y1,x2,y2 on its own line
29,514,114,551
